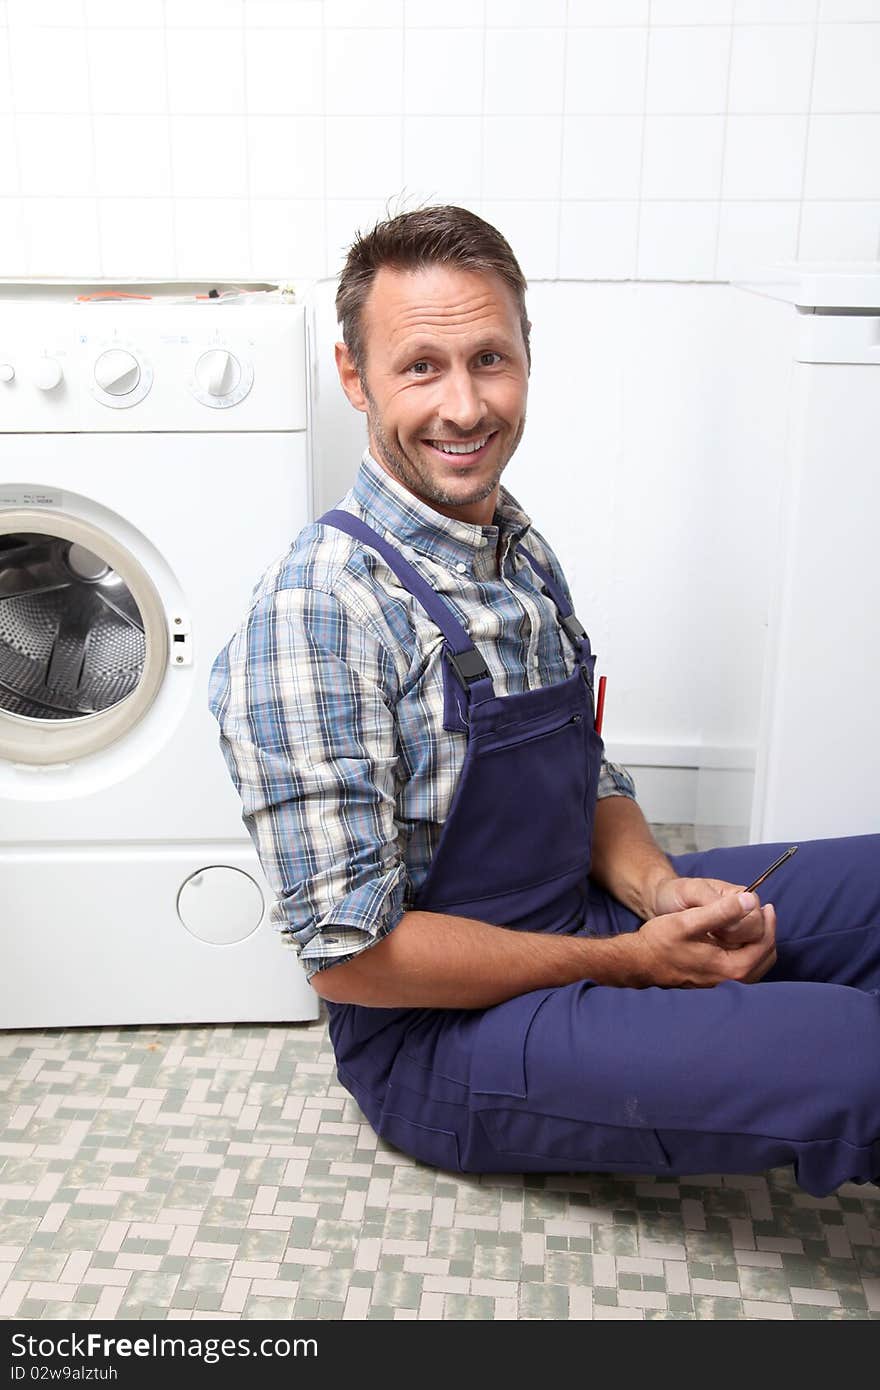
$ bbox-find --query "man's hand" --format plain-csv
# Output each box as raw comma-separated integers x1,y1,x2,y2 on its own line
629,888,777,989
651,874,772,950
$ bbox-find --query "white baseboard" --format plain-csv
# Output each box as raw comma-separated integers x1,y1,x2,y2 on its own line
605,742,755,835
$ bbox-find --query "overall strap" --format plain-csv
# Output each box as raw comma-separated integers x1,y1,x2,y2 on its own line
319,509,495,699
518,543,593,663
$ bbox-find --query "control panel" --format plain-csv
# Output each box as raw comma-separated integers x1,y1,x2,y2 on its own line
0,291,307,433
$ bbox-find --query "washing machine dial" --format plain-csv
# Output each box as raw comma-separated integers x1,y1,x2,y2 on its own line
0,364,14,383
189,347,254,408
94,348,140,396
90,341,153,409
33,358,63,391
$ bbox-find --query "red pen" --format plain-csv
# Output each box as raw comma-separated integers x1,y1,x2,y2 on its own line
594,675,607,735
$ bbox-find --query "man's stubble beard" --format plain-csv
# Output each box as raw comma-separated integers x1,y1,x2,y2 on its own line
363,384,526,512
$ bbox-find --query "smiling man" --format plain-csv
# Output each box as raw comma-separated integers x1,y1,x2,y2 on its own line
336,258,526,525
210,206,880,1197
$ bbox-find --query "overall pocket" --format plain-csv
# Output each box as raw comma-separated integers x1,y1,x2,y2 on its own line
422,713,592,906
469,990,670,1172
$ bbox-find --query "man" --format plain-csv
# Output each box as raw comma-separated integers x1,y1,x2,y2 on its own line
210,206,880,1198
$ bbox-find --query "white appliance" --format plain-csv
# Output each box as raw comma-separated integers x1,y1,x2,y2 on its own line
738,266,880,842
0,280,319,1028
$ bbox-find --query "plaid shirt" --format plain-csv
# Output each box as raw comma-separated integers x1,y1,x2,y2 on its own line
209,452,636,980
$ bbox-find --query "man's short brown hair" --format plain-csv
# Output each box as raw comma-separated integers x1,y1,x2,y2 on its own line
335,204,531,378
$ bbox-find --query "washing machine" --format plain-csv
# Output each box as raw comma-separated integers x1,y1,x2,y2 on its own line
0,280,319,1029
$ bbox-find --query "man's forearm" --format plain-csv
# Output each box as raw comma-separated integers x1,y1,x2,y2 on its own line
310,908,641,1009
589,795,678,920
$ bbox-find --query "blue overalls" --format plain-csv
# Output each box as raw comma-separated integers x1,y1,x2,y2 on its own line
320,511,880,1198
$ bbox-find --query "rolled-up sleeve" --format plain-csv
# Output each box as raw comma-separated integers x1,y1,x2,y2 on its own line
208,583,407,979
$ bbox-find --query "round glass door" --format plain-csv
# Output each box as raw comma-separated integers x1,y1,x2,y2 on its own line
0,509,169,764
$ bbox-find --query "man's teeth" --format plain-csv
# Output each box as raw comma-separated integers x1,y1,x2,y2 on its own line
429,436,491,455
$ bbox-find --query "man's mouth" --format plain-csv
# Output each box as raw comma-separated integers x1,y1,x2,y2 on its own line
422,431,498,462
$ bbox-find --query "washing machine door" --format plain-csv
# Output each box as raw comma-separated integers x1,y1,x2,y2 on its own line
0,509,168,763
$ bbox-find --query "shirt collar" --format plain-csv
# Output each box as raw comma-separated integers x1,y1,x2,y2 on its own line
351,450,534,569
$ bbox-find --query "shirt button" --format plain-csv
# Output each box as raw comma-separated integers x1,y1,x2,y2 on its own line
456,562,467,574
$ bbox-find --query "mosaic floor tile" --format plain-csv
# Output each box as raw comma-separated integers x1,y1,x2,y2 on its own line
2,825,879,1321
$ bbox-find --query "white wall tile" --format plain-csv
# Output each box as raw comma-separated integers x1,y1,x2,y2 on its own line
735,1,818,20
9,25,90,113
247,116,325,198
641,115,725,199
728,25,816,112
561,115,643,199
403,116,482,200
169,116,249,198
166,28,246,115
22,196,101,275
174,197,251,276
245,29,324,116
15,114,94,197
404,0,485,26
397,190,483,218
480,199,559,279
164,0,243,27
0,32,11,113
646,26,732,113
558,201,639,277
86,29,167,115
798,201,880,257
0,116,18,194
484,29,566,115
486,0,566,26
812,22,880,111
819,0,880,17
404,29,484,115
483,116,563,200
93,115,172,197
325,30,403,115
637,201,717,277
715,201,799,276
565,28,649,113
651,1,733,21
325,115,402,199
567,1,649,22
0,197,26,271
325,0,403,24
722,114,808,199
245,1,323,25
98,197,175,276
804,114,880,197
8,1,85,24
85,0,165,24
250,198,326,277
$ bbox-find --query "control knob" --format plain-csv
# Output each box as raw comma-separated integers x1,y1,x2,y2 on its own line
94,348,140,396
195,349,241,398
33,359,63,391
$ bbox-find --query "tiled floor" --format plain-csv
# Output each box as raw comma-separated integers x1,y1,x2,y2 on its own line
1,827,879,1322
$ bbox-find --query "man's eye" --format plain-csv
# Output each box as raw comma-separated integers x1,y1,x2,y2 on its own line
410,361,431,375
479,352,502,367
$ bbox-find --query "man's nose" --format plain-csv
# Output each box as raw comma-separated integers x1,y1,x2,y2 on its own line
439,369,486,433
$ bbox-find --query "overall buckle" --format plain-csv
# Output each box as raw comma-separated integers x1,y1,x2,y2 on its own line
446,647,491,686
560,613,587,644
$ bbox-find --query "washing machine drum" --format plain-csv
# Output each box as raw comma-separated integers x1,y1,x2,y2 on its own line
0,531,146,720
0,509,168,764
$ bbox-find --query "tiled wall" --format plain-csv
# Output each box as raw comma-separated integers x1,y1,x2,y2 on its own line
0,0,878,282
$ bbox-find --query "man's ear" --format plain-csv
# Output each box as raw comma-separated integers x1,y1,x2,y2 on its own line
335,341,369,413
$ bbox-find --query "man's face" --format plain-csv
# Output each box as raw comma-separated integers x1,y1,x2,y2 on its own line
336,263,529,526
